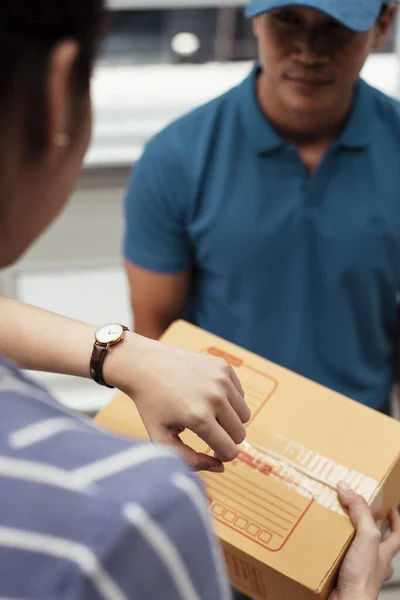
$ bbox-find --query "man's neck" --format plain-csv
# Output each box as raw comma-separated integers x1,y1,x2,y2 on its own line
256,72,354,148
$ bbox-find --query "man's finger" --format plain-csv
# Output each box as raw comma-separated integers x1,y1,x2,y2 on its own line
380,509,400,562
389,508,400,533
337,483,379,537
384,566,395,583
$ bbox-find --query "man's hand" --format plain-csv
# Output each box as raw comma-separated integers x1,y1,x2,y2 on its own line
330,482,400,600
109,332,251,472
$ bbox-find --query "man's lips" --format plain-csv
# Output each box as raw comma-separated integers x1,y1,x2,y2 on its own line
285,73,334,86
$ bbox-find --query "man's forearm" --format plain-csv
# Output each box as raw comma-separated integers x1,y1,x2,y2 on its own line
133,315,170,341
330,588,378,600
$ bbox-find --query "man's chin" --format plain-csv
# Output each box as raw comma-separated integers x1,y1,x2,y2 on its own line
281,79,336,109
283,92,337,117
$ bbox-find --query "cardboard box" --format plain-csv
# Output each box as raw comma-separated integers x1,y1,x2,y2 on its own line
96,321,400,600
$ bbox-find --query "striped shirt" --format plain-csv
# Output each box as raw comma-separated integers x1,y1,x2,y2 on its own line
0,356,231,600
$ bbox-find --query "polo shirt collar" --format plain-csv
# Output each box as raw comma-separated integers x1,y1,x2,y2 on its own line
338,79,374,149
237,65,374,153
236,64,285,154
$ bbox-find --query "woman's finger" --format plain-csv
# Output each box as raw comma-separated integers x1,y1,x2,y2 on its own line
177,443,225,473
229,364,245,398
226,378,251,424
189,416,239,462
217,401,247,445
150,428,225,473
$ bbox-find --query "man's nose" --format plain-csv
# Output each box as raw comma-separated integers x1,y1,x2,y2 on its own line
293,29,331,63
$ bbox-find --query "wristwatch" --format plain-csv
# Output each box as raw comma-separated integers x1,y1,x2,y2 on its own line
90,323,129,388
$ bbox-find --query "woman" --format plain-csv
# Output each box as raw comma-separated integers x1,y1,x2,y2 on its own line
0,1,398,599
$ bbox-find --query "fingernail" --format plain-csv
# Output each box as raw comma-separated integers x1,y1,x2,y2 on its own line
209,465,225,473
227,449,239,461
338,481,352,492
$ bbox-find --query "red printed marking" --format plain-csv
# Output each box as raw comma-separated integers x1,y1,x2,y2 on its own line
235,517,248,530
235,452,316,501
207,458,315,552
258,530,272,545
225,472,299,519
246,523,260,537
200,348,314,553
207,347,243,368
207,483,285,537
202,347,279,425
224,510,236,523
209,497,283,540
232,469,305,512
212,503,225,517
237,450,273,477
210,490,314,552
210,477,293,528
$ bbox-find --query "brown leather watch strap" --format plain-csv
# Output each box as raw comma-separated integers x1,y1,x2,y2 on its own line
90,344,114,389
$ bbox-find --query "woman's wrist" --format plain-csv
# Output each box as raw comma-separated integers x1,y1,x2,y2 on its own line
102,330,147,393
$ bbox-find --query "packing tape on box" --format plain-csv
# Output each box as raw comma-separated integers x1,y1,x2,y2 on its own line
239,434,381,517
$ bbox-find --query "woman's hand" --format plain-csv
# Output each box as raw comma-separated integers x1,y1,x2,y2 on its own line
108,332,251,472
0,299,250,472
329,482,400,600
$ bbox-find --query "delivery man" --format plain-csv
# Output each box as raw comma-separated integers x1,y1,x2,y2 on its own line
123,0,399,416
123,1,400,596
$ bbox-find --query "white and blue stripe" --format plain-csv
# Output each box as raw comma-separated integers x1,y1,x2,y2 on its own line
0,356,230,600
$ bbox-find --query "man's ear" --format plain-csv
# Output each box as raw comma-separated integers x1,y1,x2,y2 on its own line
373,4,397,50
252,16,261,39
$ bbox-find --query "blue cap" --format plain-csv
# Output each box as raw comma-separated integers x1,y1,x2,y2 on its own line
245,0,389,32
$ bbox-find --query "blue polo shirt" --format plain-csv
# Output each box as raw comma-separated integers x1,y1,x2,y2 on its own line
124,65,400,411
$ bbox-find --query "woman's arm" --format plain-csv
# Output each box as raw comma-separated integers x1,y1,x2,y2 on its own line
0,296,107,378
0,297,251,472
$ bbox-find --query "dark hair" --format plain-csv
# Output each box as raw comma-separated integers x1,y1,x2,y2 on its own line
0,0,105,156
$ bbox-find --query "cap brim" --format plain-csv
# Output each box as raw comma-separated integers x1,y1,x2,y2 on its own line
245,0,383,32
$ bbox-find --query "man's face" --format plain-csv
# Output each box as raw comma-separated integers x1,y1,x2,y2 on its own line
253,6,395,116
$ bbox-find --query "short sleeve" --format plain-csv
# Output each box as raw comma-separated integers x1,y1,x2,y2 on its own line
123,133,192,274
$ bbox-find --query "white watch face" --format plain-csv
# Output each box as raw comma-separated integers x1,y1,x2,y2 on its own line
96,323,124,345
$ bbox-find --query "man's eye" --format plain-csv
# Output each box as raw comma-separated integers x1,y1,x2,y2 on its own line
328,18,344,30
272,10,301,26
327,19,353,40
